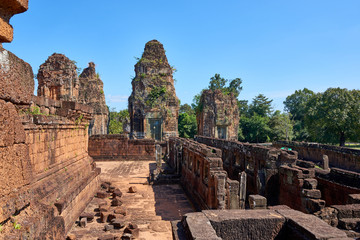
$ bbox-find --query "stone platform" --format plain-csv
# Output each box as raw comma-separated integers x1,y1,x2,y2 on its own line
68,161,194,239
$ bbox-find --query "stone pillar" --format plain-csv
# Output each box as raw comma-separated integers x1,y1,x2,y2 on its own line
239,171,247,209
156,144,162,172
322,155,329,170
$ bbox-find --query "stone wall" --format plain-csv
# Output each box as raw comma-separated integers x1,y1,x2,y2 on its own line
197,89,239,140
0,44,100,238
195,136,325,213
274,141,360,173
128,40,179,141
88,134,156,161
168,137,230,210
78,62,109,135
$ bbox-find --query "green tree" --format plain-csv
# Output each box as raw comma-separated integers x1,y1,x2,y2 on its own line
238,100,249,117
179,103,195,115
239,114,271,143
178,112,197,138
108,108,130,134
208,74,243,97
269,110,294,141
305,88,360,146
248,94,273,117
284,88,315,121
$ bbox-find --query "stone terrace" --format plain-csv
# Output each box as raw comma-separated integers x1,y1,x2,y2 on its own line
68,161,194,240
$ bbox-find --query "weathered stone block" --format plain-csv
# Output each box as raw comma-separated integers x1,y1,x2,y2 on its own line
0,0,29,43
124,223,139,238
104,224,114,231
79,217,87,228
111,197,122,207
303,178,318,189
248,195,267,209
0,48,34,104
302,189,321,199
97,191,110,199
100,212,110,223
79,212,94,222
113,188,122,198
128,186,137,193
111,219,125,229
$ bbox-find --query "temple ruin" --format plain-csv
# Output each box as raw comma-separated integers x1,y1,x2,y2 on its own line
128,40,179,141
78,62,109,135
197,89,239,140
37,53,79,102
1,1,360,239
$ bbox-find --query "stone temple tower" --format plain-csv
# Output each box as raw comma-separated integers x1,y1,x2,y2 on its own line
37,53,79,101
197,89,239,140
78,62,109,135
128,40,179,141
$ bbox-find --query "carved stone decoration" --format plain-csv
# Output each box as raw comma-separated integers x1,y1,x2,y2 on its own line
128,40,179,141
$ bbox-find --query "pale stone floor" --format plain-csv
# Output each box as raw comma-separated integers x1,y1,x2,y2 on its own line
68,161,194,240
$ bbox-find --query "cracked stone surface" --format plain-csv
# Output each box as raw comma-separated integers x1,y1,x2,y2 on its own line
68,161,194,239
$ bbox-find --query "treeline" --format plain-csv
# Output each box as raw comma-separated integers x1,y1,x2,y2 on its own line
108,74,360,146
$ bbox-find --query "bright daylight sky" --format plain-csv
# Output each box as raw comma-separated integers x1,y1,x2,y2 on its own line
5,0,360,111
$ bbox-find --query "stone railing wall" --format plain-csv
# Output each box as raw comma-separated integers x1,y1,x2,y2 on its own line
274,141,360,173
169,137,230,210
88,134,156,161
195,136,326,213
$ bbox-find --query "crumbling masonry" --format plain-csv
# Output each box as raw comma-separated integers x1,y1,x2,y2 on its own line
128,40,179,141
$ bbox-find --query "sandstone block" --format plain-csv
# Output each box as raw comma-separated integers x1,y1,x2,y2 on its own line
128,186,137,193
79,212,94,222
338,218,360,231
97,191,110,199
124,223,139,238
79,217,87,228
101,182,111,191
0,48,34,104
111,197,122,207
100,212,110,223
104,224,114,231
111,219,125,229
113,188,122,198
109,186,116,193
121,233,132,240
249,195,267,209
303,178,318,189
302,189,321,199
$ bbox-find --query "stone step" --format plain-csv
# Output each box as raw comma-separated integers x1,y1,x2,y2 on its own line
338,218,360,231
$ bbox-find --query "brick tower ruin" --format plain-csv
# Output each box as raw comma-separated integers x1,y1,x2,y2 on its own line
128,40,179,141
37,53,79,101
197,89,239,140
78,62,109,135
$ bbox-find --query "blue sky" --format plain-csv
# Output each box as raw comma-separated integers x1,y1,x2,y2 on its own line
5,0,360,111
